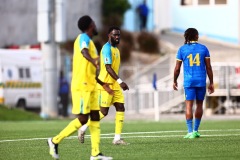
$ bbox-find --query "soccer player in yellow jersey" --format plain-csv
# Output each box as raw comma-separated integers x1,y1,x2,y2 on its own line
79,26,129,145
47,15,112,160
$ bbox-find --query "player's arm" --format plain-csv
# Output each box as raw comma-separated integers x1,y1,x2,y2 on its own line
205,58,214,94
81,48,99,68
95,67,114,95
95,77,114,95
105,64,129,91
173,60,182,91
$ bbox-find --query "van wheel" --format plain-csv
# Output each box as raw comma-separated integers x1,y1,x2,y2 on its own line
17,99,26,109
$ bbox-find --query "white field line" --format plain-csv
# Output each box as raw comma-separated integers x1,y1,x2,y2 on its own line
0,129,240,143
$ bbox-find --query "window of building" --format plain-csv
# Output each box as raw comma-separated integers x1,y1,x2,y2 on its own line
215,0,227,4
198,0,210,5
181,0,227,6
181,0,193,5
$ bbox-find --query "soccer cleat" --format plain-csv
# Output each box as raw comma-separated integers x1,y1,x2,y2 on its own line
78,129,85,143
193,131,201,137
189,131,201,139
47,138,59,159
112,139,129,145
90,153,113,160
183,133,192,139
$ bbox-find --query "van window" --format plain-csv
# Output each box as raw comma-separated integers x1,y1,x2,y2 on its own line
18,67,31,80
19,68,24,78
26,68,30,78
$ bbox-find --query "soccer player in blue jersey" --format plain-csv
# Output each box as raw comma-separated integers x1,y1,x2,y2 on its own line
173,28,214,139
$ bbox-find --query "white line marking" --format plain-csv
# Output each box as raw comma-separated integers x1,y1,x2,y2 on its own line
0,129,240,143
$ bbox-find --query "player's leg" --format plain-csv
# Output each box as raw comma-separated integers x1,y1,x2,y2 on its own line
183,87,195,138
112,102,128,145
88,90,113,159
112,90,128,145
78,90,111,143
192,87,206,137
47,91,90,159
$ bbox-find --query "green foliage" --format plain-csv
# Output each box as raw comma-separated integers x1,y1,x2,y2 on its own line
119,41,131,62
137,31,160,53
101,0,131,26
121,30,134,50
0,105,41,121
118,30,134,61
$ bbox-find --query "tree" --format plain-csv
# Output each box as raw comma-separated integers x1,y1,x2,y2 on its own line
101,0,131,27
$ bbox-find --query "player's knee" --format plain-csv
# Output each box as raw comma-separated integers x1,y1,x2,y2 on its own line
115,104,125,112
90,111,100,121
77,115,89,125
100,108,109,116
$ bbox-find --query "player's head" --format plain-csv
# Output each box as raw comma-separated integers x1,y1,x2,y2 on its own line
184,28,199,44
108,26,121,46
77,15,98,35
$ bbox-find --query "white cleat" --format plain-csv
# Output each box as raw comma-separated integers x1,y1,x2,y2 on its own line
47,138,59,159
112,139,129,145
78,129,85,143
90,153,113,160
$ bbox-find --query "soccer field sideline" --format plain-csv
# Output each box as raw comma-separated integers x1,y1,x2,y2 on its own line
1,128,240,143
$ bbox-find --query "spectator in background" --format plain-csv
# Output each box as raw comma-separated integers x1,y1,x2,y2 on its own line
59,70,69,117
137,0,149,31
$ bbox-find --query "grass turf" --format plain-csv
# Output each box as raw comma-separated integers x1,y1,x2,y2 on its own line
0,120,240,160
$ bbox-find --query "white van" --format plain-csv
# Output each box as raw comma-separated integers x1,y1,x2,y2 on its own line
0,49,42,109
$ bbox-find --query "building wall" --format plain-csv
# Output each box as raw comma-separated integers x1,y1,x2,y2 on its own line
171,0,239,44
0,0,102,47
123,0,154,32
153,0,172,33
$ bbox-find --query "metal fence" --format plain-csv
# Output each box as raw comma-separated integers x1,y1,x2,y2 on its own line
121,63,240,120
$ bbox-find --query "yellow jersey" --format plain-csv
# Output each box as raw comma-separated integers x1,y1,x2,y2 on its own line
71,33,98,92
98,42,121,90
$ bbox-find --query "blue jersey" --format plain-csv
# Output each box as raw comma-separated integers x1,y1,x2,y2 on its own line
176,42,210,87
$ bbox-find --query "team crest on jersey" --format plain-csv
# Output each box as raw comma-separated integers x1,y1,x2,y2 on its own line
105,58,109,62
82,41,87,48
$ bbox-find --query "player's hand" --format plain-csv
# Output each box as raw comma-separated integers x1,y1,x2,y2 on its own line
208,83,214,94
173,82,178,91
102,84,114,95
93,57,100,69
120,82,129,91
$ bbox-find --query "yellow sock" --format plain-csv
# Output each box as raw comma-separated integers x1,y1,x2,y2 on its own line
52,118,81,144
89,121,100,156
99,111,105,120
115,112,124,135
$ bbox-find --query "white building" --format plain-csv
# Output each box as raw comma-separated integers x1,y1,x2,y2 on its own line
124,0,240,45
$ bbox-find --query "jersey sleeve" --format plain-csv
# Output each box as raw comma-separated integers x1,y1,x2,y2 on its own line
102,44,112,64
204,46,210,58
79,34,90,51
176,48,183,61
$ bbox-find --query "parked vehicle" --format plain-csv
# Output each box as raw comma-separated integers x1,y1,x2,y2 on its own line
0,49,42,109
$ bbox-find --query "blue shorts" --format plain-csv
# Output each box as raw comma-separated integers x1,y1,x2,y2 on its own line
184,87,206,101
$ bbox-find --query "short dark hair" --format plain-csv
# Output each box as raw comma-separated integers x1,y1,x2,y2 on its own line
77,15,93,32
108,26,120,34
184,28,198,44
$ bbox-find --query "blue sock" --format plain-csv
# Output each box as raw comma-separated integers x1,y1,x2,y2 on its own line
194,118,201,132
186,119,193,133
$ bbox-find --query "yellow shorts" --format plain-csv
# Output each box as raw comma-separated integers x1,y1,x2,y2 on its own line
71,90,99,114
99,90,124,107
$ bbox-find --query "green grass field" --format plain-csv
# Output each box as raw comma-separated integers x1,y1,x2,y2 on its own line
0,119,240,160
